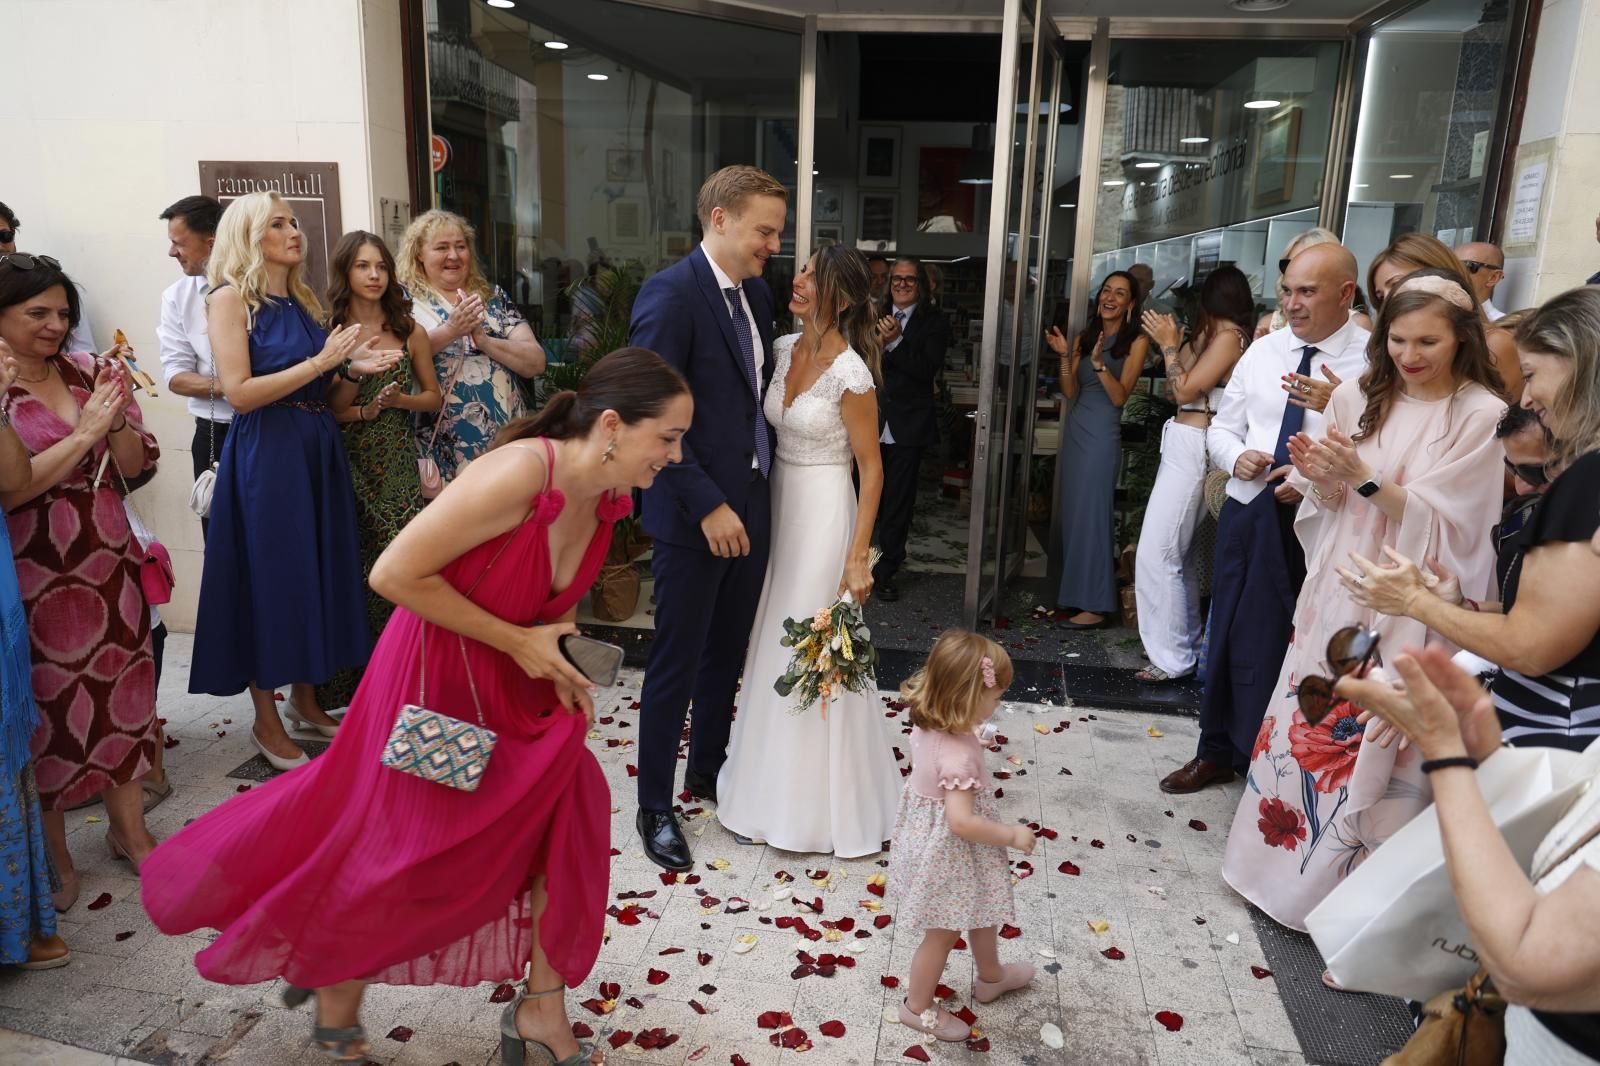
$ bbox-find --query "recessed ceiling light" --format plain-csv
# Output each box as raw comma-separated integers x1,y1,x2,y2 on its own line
486,0,515,8
1389,173,1414,179
1244,99,1280,110
1058,203,1075,208
543,40,569,50
1353,183,1370,188
1135,161,1161,169
1103,179,1126,187
1229,0,1291,10
1180,136,1209,144
587,73,609,81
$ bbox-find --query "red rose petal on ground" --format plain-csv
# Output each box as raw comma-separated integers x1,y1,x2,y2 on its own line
86,893,113,911
697,951,713,965
881,975,900,988
1188,819,1208,832
234,783,251,793
1193,916,1207,925
935,982,956,1000
1164,810,1175,817
490,983,516,1003
659,947,684,956
599,981,620,999
819,1020,847,1038
646,968,670,985
1038,828,1059,840
775,1027,810,1050
571,1021,594,1037
114,931,135,942
1251,966,1273,979
999,924,1022,939
966,1037,992,1051
625,764,638,777
1058,861,1081,875
689,999,708,1015
1155,1010,1185,1031
699,983,718,995
1102,947,1126,960
635,1028,680,1050
163,735,179,749
833,916,855,932
731,1057,751,1066
904,1045,932,1062
866,881,885,897
386,1026,413,1042
756,1010,793,1030
874,914,893,928
608,1030,634,1049
994,787,1005,798
953,938,967,950
954,1005,978,1025
624,996,646,1009
1089,839,1106,849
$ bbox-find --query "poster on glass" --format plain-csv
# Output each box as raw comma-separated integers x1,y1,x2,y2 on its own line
857,192,898,252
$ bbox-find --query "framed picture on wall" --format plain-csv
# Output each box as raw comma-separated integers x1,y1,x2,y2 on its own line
813,185,843,223
814,225,842,248
859,126,901,186
661,231,693,260
1252,108,1301,208
609,199,645,243
607,148,644,183
857,191,897,249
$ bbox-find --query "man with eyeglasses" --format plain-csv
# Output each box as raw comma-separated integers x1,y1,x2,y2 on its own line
0,200,97,355
872,258,951,602
1454,241,1507,321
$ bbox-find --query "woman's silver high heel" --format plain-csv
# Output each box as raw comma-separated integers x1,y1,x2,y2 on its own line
500,985,593,1066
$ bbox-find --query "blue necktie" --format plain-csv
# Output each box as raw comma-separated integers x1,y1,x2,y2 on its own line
1272,345,1318,468
723,287,771,478
894,309,907,329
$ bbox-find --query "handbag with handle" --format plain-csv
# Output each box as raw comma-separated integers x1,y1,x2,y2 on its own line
190,356,220,518
1308,738,1599,1000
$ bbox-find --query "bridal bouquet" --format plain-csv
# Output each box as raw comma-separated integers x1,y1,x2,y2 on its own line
773,591,879,716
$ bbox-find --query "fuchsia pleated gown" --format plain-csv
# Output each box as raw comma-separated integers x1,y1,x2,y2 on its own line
142,476,630,990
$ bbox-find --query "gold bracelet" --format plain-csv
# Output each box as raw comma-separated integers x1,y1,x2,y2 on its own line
1311,482,1345,501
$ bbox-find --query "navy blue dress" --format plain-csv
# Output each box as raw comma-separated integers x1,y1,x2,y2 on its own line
190,296,370,696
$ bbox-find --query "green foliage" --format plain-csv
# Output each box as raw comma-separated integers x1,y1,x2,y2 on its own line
774,599,880,715
539,262,648,399
1116,379,1176,551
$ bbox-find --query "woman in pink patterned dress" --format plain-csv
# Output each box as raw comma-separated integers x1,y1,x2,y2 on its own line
142,349,689,1065
0,254,160,913
1221,269,1506,933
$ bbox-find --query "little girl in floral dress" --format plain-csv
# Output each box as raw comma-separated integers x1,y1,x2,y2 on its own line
888,630,1038,1041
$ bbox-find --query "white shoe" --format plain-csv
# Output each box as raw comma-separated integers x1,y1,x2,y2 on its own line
251,731,310,772
282,704,339,738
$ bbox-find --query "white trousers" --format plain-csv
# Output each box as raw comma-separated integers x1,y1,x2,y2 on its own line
1135,419,1209,675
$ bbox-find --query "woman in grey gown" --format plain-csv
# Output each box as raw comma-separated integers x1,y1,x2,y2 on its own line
1045,271,1149,627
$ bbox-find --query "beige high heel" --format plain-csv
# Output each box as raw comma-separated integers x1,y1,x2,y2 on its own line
282,703,340,739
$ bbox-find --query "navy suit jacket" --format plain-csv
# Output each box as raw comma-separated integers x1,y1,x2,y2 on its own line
879,301,951,449
631,246,777,550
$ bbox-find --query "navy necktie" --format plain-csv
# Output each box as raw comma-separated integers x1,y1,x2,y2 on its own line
894,309,907,329
723,286,771,478
1272,345,1318,467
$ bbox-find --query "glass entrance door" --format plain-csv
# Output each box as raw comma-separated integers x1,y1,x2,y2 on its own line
962,0,1066,626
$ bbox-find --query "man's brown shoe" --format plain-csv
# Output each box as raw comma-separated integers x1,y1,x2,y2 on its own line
20,934,70,970
1159,757,1235,795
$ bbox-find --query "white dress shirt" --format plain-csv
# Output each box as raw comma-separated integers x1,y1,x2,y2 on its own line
157,274,235,422
880,301,917,445
1483,298,1505,322
701,242,765,468
1207,317,1370,505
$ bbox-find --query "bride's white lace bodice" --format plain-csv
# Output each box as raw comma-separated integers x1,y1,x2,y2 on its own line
764,334,876,467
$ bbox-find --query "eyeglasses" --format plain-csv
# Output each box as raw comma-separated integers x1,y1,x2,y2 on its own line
1460,260,1502,275
0,253,60,272
889,276,919,287
1296,625,1381,726
0,229,14,245
1503,456,1549,486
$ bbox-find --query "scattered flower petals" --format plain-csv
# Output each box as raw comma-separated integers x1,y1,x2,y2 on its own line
634,1028,680,1050
1040,1022,1065,1049
1225,932,1241,945
708,858,731,871
659,947,684,956
698,951,713,966
999,924,1022,939
1037,947,1057,959
1101,947,1126,960
733,934,758,954
1251,966,1273,979
1034,723,1051,734
490,983,516,1003
114,930,135,942
819,1020,847,1038
1087,919,1110,934
87,893,113,911
1090,839,1106,849
1146,725,1164,737
1155,1010,1185,1032
571,1022,594,1038
646,968,670,985
1188,819,1208,832
1058,861,1081,876
386,1026,414,1043
881,975,900,988
607,1030,634,1050
903,1045,932,1062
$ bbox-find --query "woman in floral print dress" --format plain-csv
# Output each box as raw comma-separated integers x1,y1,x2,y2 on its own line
0,255,160,914
1222,271,1505,932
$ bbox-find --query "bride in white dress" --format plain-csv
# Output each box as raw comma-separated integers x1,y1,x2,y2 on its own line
716,245,902,857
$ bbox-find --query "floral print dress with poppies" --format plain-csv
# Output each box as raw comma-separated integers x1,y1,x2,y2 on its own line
1219,380,1506,932
4,352,160,811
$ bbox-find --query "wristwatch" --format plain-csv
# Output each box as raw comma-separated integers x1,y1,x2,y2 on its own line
1355,470,1383,497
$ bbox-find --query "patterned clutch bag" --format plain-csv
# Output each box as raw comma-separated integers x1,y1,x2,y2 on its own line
382,704,498,792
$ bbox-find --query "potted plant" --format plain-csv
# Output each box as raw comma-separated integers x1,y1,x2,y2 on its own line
547,263,652,621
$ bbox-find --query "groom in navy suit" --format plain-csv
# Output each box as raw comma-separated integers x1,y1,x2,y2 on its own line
630,166,787,871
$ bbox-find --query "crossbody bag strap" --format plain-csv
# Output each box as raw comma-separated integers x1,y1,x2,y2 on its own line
1533,788,1600,882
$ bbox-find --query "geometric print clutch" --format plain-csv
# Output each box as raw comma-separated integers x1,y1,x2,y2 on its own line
382,704,498,793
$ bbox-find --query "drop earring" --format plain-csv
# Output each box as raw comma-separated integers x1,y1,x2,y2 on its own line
602,439,617,463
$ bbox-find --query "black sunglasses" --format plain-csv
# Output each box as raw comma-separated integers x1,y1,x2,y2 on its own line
1460,260,1502,275
1296,625,1381,726
1503,456,1549,486
0,229,14,245
0,253,61,272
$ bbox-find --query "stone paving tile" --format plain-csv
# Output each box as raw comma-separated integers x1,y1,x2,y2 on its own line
0,633,1320,1066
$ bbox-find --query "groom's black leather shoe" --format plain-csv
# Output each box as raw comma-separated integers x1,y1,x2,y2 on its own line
637,809,693,871
684,768,718,804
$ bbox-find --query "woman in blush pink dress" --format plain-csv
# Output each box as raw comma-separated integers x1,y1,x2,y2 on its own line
1221,269,1507,934
141,348,691,1065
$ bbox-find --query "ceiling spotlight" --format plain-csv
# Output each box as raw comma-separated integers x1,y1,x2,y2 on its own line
1389,173,1414,179
587,73,609,81
1058,203,1075,208
1102,179,1126,187
486,0,515,7
1180,136,1209,144
1353,183,1370,188
543,40,569,50
1244,98,1280,110
1135,161,1161,169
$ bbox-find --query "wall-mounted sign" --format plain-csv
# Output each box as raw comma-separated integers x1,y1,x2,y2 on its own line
198,161,343,297
430,135,451,173
380,198,412,254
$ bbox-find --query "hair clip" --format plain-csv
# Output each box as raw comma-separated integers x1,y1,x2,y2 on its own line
980,656,997,689
1393,274,1474,312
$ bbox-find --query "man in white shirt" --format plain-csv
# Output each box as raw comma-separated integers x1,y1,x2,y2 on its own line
1160,242,1370,795
155,195,231,536
1454,241,1506,321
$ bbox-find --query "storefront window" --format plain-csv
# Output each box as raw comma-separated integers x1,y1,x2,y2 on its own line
1087,39,1343,307
423,0,799,347
1343,0,1516,273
